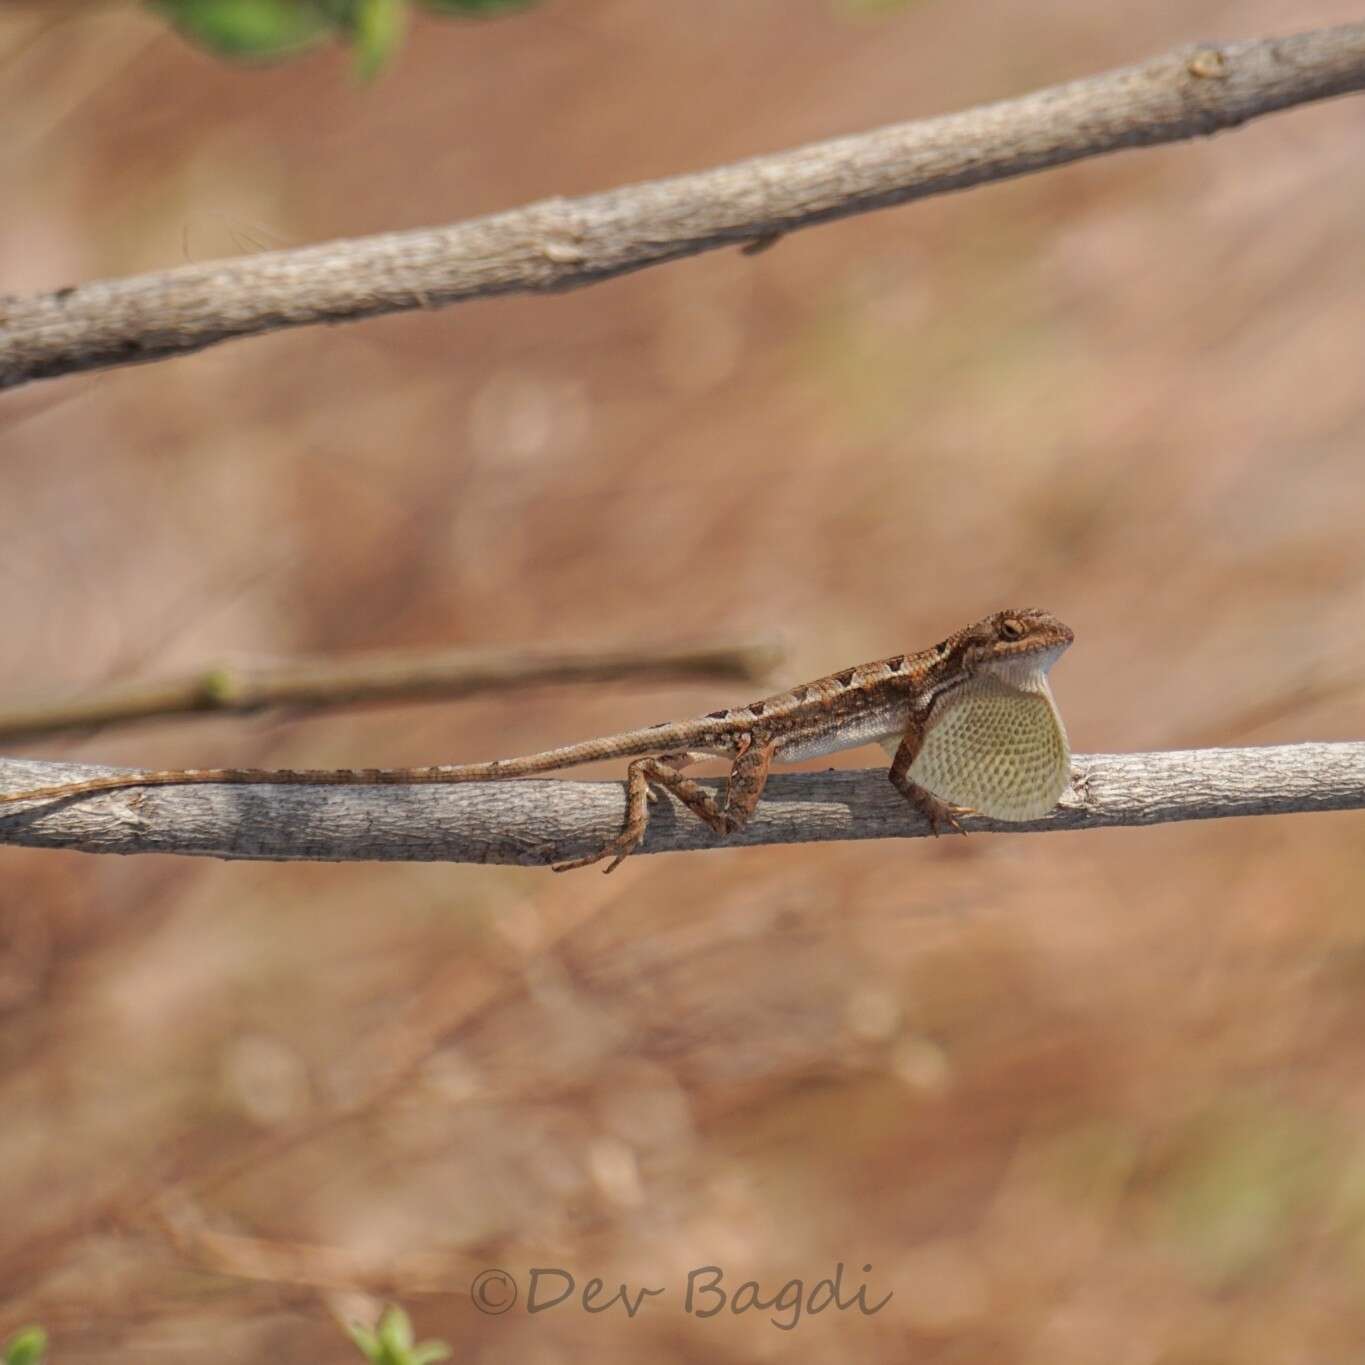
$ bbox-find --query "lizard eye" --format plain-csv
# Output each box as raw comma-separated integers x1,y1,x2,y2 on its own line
1000,618,1025,640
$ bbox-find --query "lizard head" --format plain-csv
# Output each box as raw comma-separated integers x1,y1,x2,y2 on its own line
955,608,1074,682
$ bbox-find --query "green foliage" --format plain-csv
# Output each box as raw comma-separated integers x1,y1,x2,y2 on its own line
347,1306,451,1365
418,0,536,12
350,0,407,78
148,0,331,59
1147,1096,1332,1287
146,0,536,74
3,1327,48,1365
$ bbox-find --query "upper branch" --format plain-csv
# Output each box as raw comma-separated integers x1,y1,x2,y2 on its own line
1,743,1361,867
0,639,781,743
3,23,1363,389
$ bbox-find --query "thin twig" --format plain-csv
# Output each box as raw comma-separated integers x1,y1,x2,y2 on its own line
0,640,783,743
155,1197,479,1296
1,743,1360,866
2,23,1362,389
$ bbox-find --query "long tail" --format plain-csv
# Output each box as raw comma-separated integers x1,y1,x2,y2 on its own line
0,721,711,808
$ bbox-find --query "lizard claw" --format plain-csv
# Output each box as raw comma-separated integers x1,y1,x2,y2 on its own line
552,831,644,874
941,803,976,836
909,789,975,837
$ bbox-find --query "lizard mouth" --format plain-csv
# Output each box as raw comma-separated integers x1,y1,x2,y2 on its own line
984,639,1070,686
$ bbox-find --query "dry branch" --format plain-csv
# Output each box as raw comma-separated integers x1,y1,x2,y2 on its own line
1,743,1361,867
0,639,781,743
2,23,1363,389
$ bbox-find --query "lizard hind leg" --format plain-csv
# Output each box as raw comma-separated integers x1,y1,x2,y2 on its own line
552,742,775,874
551,750,711,874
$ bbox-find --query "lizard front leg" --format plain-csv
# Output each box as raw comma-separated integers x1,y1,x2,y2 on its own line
887,724,973,837
553,738,776,873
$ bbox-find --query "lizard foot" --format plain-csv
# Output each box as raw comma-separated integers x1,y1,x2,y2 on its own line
913,791,976,837
551,830,644,874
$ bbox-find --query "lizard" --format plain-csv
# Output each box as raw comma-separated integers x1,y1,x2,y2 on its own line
0,608,1074,872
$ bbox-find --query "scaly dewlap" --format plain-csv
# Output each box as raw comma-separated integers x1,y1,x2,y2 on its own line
908,675,1070,821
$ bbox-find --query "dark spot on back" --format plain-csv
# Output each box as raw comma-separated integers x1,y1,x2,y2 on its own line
749,701,766,716
935,641,949,656
706,709,729,720
888,654,907,671
833,669,855,688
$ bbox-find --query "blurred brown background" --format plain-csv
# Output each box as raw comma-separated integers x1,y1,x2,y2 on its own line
3,0,1365,1359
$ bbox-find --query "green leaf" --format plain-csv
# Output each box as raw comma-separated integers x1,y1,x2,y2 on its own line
312,0,359,21
376,1306,414,1356
346,1322,382,1364
351,0,406,77
347,1307,451,1365
417,0,537,15
409,1345,452,1365
4,1327,48,1365
148,0,331,60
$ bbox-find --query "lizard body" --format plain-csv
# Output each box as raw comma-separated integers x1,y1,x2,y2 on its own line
0,608,1074,870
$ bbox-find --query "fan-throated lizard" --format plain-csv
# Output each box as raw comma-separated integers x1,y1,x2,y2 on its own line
0,608,1074,871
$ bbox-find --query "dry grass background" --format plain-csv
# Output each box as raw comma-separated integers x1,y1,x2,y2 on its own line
3,0,1365,1359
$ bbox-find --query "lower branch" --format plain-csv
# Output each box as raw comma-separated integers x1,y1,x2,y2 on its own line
1,743,1361,866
